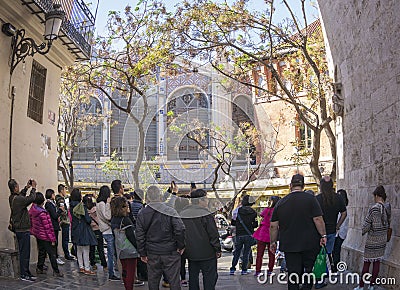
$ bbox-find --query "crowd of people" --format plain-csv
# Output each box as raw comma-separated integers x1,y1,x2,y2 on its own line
7,174,392,290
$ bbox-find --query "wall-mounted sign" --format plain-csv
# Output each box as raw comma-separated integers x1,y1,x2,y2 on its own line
48,110,56,125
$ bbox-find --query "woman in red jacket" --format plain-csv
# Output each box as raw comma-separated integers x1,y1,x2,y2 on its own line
29,192,63,277
253,196,280,277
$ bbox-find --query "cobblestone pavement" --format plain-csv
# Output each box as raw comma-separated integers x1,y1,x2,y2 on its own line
0,251,386,290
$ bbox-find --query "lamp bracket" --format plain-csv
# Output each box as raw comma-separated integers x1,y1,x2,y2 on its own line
10,29,52,75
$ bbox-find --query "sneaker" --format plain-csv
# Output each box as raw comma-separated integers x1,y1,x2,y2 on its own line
162,281,170,288
134,281,145,286
79,268,85,274
254,272,263,277
229,269,235,275
181,280,188,287
267,271,273,276
91,264,98,270
56,258,65,265
241,270,250,275
28,274,37,281
43,265,48,271
84,270,96,276
109,275,120,281
65,256,75,261
20,275,35,282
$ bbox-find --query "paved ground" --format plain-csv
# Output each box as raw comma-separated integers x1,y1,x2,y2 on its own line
0,251,386,290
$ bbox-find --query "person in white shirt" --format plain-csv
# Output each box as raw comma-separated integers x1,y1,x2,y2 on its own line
332,189,349,272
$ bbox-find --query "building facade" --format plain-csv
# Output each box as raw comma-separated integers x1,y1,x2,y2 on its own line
0,0,94,249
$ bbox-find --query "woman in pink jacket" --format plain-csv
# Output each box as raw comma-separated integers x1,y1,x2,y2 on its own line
253,196,280,277
29,192,63,277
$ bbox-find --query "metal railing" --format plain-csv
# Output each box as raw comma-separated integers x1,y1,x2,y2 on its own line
29,0,95,58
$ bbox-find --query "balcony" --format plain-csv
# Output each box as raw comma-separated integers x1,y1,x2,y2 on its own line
20,0,95,59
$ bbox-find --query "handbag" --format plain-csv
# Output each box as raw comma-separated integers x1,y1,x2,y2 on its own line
237,213,257,246
387,227,393,243
113,218,138,260
380,203,392,242
8,196,16,233
313,246,328,280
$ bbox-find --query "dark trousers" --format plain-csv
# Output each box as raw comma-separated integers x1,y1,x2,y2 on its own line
137,258,148,281
360,260,380,287
332,237,344,272
147,253,181,290
188,258,218,290
61,224,71,258
180,253,187,280
16,231,31,277
285,247,320,290
37,238,59,273
54,230,59,257
231,235,253,271
89,229,107,267
121,258,137,290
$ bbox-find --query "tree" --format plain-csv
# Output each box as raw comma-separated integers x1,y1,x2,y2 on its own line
171,0,336,184
84,1,174,188
58,65,107,191
169,112,283,213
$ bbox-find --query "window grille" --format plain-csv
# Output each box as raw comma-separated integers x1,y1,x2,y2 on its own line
27,60,47,123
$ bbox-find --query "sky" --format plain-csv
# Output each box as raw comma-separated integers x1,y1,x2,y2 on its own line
92,0,319,36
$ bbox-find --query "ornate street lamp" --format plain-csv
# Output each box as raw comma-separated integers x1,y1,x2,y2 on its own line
1,4,65,75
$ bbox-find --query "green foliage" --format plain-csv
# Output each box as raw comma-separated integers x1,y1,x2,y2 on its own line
101,150,125,180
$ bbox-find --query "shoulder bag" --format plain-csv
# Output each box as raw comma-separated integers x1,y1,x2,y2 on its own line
8,196,16,232
114,218,138,260
237,213,257,246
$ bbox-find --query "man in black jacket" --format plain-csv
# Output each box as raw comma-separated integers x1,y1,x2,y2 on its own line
8,178,37,282
180,189,221,290
45,188,65,265
136,185,185,290
229,195,257,275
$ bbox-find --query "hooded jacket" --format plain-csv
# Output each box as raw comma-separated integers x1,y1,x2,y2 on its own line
9,187,36,232
29,204,56,242
180,205,221,261
136,202,185,256
70,200,97,246
231,206,258,236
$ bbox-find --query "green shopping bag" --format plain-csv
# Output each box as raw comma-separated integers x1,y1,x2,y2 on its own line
313,246,327,279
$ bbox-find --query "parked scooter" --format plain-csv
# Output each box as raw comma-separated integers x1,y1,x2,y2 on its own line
220,227,234,252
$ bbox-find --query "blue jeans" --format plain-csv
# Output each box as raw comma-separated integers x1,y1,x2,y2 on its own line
103,234,115,277
230,235,253,272
61,224,71,258
325,233,336,254
16,231,31,277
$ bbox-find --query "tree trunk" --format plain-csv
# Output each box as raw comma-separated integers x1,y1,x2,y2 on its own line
323,124,337,180
309,129,322,185
132,122,145,189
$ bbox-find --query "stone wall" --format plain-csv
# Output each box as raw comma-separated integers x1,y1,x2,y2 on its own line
318,0,400,287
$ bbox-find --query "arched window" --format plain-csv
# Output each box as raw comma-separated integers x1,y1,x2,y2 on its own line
74,97,103,161
167,87,210,161
232,95,256,163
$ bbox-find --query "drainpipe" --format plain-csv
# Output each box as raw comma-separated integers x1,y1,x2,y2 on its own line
9,85,16,179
